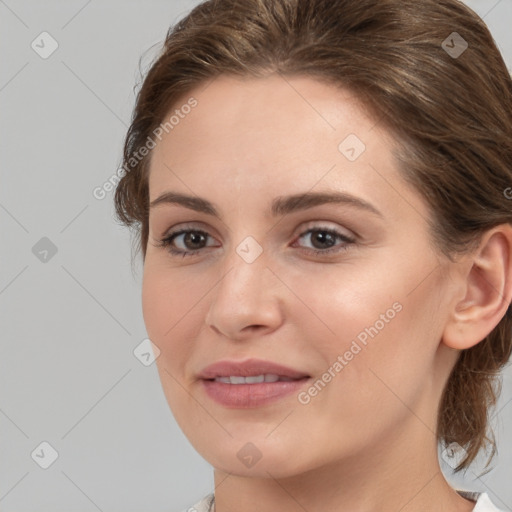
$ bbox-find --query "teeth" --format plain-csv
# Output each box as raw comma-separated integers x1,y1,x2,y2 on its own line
214,376,232,383
245,375,265,383
230,376,248,384
213,374,296,384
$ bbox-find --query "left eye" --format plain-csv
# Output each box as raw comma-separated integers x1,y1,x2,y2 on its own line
156,226,355,257
293,227,355,255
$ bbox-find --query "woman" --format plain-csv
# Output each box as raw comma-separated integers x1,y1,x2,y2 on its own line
114,0,512,510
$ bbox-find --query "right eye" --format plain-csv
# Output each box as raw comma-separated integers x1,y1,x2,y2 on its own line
156,228,219,257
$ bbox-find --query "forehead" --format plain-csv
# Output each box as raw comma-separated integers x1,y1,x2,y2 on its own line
162,74,380,142
146,74,431,234
148,73,395,180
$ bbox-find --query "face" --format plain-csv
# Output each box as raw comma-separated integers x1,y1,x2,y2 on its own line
142,74,459,477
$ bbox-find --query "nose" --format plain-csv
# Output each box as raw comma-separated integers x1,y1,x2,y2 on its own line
204,246,284,341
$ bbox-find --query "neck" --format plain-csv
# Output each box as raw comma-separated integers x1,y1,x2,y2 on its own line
212,422,476,512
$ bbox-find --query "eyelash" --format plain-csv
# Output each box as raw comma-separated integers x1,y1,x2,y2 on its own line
155,225,356,258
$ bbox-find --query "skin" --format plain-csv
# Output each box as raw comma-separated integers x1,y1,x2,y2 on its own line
142,74,512,512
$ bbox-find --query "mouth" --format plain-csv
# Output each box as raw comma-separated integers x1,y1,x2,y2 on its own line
207,374,308,384
198,358,311,408
198,357,310,380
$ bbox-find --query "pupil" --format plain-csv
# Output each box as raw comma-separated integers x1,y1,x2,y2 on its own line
313,231,334,249
186,232,205,249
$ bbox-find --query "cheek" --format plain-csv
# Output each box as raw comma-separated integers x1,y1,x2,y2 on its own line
288,260,403,352
299,259,440,400
141,266,203,419
141,269,168,342
141,264,211,370
143,264,195,337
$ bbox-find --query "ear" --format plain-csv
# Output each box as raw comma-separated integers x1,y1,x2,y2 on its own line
442,223,512,350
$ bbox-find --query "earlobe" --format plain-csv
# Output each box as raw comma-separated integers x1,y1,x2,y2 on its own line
442,224,512,351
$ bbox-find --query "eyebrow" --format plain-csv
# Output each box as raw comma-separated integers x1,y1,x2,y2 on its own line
149,190,383,218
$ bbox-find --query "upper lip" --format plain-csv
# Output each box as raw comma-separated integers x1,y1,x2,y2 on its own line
198,358,310,380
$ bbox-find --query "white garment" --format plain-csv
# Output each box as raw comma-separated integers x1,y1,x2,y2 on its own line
179,493,213,512
458,490,505,512
181,490,505,512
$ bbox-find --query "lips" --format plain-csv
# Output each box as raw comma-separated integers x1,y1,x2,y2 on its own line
198,358,310,381
198,358,311,408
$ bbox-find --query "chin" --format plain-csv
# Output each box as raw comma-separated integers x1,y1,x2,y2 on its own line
191,434,316,478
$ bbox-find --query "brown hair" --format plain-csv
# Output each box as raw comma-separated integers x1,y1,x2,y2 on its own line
114,0,512,471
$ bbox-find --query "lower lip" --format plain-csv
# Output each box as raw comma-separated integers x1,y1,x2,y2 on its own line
201,378,310,408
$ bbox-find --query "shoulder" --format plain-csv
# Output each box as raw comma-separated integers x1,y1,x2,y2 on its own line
177,493,215,512
458,490,505,512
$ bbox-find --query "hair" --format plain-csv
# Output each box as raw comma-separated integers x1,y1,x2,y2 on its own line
114,0,512,471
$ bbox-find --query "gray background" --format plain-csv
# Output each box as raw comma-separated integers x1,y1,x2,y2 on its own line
0,1,511,511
